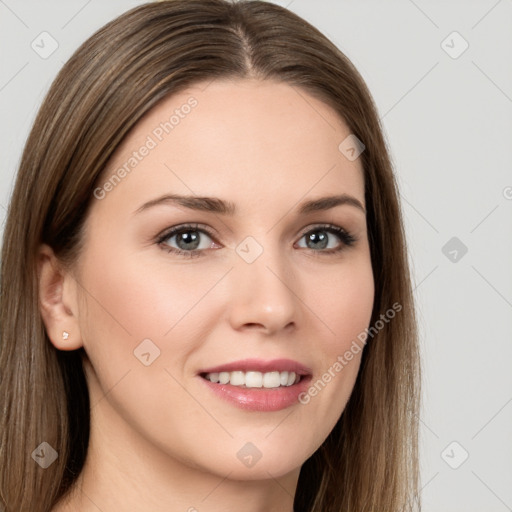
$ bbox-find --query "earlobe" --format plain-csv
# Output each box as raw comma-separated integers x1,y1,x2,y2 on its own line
37,244,83,351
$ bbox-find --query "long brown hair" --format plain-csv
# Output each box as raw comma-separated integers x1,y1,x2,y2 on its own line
0,1,421,510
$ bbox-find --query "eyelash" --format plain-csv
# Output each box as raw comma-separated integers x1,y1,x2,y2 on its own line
156,223,357,259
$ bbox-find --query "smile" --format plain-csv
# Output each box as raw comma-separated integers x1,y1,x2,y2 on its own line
198,358,312,411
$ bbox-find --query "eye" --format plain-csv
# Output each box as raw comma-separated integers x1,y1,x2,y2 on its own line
156,222,357,259
156,223,218,258
295,224,356,254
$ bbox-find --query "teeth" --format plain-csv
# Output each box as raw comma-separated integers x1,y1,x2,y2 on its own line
230,371,245,386
205,370,299,388
263,371,280,388
245,371,263,388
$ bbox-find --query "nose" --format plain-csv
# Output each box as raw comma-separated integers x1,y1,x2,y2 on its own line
227,244,299,335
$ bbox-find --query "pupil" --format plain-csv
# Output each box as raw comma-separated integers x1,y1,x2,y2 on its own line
308,231,327,249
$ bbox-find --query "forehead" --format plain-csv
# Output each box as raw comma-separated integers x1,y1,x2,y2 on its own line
95,78,365,214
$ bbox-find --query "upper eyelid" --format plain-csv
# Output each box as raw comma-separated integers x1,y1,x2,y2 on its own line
157,223,214,240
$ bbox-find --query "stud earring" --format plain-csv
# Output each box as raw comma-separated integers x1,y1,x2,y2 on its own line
62,331,69,340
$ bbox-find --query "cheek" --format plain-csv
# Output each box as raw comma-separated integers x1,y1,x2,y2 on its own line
78,246,204,342
312,254,375,355
296,255,374,428
76,245,224,400
75,247,177,391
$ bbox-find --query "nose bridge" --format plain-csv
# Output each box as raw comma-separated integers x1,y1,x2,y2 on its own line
228,234,298,331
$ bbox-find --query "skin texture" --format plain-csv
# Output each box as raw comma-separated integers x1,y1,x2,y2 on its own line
38,78,375,512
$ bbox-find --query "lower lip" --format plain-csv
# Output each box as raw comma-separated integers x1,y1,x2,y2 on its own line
199,376,311,412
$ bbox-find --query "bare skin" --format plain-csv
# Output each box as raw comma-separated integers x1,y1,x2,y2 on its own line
39,78,374,512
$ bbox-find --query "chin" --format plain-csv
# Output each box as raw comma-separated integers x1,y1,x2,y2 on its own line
222,457,304,482
204,438,312,481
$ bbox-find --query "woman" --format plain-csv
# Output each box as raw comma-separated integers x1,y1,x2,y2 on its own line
0,1,421,510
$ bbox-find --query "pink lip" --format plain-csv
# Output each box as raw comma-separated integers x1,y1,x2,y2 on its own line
198,358,313,412
199,358,312,376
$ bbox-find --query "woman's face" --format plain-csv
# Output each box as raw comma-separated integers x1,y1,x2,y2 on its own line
72,78,374,480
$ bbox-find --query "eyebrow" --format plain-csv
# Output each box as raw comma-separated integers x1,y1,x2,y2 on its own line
133,193,366,216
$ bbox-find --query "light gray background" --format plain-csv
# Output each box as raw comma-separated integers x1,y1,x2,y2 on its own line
1,1,511,511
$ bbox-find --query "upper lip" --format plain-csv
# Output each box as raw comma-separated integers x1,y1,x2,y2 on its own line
199,358,312,376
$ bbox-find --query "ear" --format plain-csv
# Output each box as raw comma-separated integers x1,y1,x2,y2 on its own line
37,243,83,351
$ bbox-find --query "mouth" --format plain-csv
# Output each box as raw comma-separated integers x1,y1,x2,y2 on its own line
197,359,312,411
